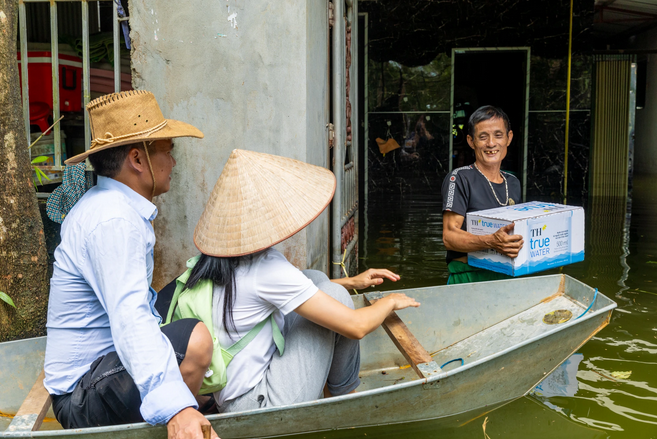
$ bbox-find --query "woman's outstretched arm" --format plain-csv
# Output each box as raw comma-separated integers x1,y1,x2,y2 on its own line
294,291,419,340
331,268,400,290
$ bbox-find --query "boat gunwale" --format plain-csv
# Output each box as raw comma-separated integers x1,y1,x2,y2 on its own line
2,275,617,437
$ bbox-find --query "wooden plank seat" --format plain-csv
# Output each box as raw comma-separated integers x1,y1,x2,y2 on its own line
7,369,51,432
363,292,441,379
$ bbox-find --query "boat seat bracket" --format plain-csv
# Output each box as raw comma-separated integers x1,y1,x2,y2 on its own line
417,361,441,377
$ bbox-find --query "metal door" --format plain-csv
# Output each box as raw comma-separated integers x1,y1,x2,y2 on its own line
450,47,531,201
330,0,359,279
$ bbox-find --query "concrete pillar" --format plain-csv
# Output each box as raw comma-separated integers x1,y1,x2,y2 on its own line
630,28,657,176
129,0,330,288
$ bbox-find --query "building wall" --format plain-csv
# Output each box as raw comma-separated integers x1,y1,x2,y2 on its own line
129,0,330,289
631,28,657,176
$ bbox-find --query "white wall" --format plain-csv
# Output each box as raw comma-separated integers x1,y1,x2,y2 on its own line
129,0,330,288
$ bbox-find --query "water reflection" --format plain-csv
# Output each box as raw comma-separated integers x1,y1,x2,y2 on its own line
359,175,657,438
534,353,584,399
362,193,448,290
296,397,607,439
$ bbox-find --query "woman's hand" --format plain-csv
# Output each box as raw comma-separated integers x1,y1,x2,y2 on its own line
332,268,400,290
384,293,420,311
295,290,420,340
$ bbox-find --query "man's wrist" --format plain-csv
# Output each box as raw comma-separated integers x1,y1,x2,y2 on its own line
141,380,198,425
169,406,195,422
478,234,492,250
383,295,397,312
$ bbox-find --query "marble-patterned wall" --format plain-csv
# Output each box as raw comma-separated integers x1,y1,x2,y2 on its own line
361,0,594,204
526,111,591,205
528,54,593,204
365,52,452,195
367,113,450,196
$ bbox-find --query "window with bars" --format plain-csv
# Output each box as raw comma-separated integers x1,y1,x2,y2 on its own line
17,0,131,197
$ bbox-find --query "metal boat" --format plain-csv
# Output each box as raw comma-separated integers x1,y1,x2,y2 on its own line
1,274,616,438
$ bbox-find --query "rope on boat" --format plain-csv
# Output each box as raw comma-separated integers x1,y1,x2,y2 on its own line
575,288,598,319
440,358,464,369
333,248,358,295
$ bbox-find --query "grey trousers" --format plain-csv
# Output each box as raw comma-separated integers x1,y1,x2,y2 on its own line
217,270,361,413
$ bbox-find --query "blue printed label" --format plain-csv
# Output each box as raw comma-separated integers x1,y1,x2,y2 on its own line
469,251,585,277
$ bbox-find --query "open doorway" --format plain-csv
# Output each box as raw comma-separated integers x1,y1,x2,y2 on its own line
450,48,530,199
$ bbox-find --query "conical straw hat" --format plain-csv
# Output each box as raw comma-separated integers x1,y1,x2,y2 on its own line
194,149,336,257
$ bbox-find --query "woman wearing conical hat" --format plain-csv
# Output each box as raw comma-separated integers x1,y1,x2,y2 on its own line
164,149,420,412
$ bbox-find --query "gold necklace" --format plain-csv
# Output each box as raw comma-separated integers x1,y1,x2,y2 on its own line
473,163,512,206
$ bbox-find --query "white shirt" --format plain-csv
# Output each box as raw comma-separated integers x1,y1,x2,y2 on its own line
212,249,318,405
44,176,197,425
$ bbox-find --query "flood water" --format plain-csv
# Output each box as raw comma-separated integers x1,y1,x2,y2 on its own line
308,174,655,438
4,181,655,438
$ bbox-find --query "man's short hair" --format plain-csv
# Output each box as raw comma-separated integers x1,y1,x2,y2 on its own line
468,105,511,136
88,142,144,178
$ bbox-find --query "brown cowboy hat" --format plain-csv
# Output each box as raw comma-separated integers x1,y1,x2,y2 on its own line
194,149,336,257
65,90,203,165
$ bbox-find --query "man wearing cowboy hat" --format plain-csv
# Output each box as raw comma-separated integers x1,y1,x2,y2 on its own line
44,91,219,439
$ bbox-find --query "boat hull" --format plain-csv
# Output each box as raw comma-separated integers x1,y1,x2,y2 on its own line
1,274,615,438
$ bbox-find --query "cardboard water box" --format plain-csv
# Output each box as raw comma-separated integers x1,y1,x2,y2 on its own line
466,201,584,276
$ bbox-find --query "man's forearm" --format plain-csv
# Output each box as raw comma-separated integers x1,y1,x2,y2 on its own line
443,228,495,253
110,298,198,424
443,222,523,258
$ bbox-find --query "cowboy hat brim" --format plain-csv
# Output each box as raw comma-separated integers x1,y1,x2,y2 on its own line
64,119,204,165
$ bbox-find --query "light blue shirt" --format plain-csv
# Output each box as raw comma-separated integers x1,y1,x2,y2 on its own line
44,176,197,425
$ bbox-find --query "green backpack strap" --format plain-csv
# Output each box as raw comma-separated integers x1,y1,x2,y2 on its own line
163,255,201,326
270,314,285,355
225,313,285,357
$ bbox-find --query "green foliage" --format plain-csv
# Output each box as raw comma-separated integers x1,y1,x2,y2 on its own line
31,155,51,187
0,291,16,308
27,115,63,188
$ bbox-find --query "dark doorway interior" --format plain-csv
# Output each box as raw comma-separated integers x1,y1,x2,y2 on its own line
452,50,527,177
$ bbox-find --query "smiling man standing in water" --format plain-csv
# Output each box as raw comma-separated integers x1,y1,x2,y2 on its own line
441,105,524,284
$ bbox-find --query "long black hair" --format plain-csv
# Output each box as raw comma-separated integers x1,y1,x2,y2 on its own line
185,253,244,335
